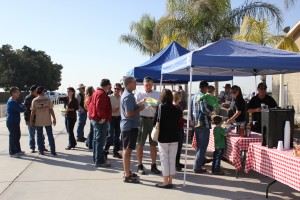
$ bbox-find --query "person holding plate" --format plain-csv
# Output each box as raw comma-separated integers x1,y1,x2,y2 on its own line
57,87,79,150
135,76,161,175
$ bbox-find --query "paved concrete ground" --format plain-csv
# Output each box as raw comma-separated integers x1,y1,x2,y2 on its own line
0,105,299,200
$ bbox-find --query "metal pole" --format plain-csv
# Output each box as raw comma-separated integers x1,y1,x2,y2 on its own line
160,74,163,92
279,74,284,107
184,66,193,186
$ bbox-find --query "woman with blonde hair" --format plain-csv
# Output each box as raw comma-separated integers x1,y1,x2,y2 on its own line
85,86,95,149
153,89,181,189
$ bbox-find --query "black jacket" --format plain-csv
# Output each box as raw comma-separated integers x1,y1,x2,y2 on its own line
59,97,79,119
24,94,35,122
153,103,181,143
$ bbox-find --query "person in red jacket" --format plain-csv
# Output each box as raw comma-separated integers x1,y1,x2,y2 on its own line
88,79,112,168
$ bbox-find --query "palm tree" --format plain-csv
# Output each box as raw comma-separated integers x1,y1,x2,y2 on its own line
166,0,283,47
165,0,296,94
281,0,297,9
119,14,190,57
234,16,299,83
155,16,189,48
119,14,160,57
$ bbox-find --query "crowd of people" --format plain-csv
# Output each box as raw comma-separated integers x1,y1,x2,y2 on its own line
5,76,278,188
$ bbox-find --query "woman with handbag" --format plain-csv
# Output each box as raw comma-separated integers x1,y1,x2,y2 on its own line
57,87,79,150
153,89,181,189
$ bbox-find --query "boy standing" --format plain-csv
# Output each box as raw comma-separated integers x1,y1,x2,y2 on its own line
212,116,230,175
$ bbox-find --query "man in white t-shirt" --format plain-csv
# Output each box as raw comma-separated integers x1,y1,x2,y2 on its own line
135,77,161,175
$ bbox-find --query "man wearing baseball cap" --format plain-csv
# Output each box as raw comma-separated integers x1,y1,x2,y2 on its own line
76,84,87,142
24,85,39,153
30,86,57,156
88,79,112,167
247,82,278,133
218,83,232,104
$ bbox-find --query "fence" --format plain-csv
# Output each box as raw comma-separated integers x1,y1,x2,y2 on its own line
0,92,29,104
0,100,63,119
0,105,6,118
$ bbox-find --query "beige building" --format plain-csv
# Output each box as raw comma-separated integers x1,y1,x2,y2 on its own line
272,20,300,120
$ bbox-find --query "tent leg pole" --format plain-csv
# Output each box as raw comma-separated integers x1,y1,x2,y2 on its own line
184,67,193,186
160,74,163,92
279,74,284,107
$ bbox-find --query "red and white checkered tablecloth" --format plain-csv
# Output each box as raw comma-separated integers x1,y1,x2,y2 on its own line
192,127,262,170
245,142,300,192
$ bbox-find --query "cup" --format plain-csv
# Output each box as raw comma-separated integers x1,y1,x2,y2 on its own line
261,103,265,108
277,141,284,151
262,105,268,110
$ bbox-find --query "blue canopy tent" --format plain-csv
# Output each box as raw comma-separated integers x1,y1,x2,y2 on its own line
161,39,300,185
128,41,233,83
162,39,300,76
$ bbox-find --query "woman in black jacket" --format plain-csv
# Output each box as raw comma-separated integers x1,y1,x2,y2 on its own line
58,87,79,150
153,89,181,189
226,85,246,125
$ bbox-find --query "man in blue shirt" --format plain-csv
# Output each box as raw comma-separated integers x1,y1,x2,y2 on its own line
6,87,26,158
192,81,212,173
121,76,145,183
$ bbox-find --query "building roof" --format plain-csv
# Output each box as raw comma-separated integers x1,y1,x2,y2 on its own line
287,20,300,38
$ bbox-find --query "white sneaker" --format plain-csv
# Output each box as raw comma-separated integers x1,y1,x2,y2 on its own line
18,151,25,155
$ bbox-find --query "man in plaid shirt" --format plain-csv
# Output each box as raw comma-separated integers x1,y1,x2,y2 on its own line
192,81,212,173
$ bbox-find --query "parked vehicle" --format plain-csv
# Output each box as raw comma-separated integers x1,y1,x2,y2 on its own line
45,91,59,101
58,93,67,98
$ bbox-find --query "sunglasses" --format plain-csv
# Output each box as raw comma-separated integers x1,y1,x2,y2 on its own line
231,91,238,94
114,88,121,90
67,91,73,93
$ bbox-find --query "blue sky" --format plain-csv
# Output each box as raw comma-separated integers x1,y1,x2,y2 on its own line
1,0,300,94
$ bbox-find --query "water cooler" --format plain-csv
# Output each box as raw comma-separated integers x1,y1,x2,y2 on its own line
261,108,295,148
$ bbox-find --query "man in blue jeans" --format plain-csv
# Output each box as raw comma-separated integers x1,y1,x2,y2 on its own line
24,85,47,153
76,84,87,142
191,81,212,173
88,79,112,168
30,86,57,156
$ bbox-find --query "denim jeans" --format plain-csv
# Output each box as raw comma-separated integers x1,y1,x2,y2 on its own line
36,126,56,153
27,125,36,150
91,120,108,164
105,116,121,154
193,126,210,170
65,117,77,147
7,122,21,155
77,111,87,139
176,129,184,166
212,148,225,173
86,121,94,149
28,125,45,150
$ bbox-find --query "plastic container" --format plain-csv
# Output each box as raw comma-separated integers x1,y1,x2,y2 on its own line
246,123,251,137
239,124,245,137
